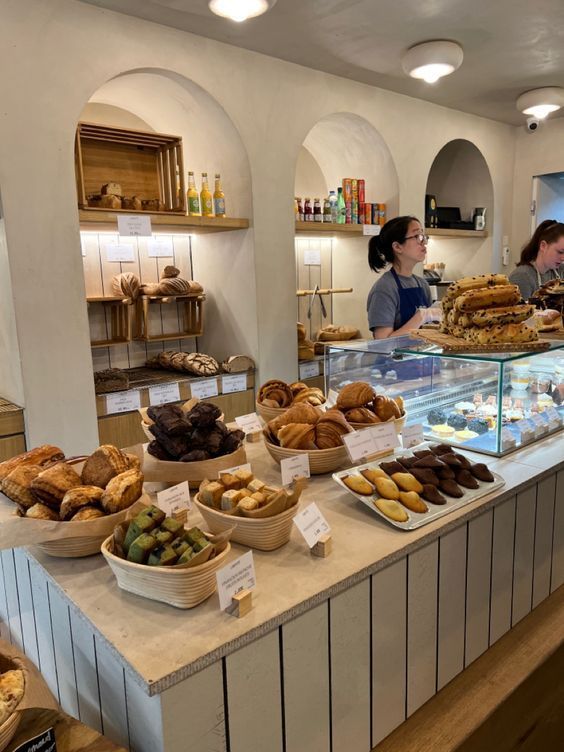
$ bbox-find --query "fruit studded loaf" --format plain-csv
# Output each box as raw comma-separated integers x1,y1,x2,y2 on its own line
444,274,509,302
469,304,534,327
454,285,521,312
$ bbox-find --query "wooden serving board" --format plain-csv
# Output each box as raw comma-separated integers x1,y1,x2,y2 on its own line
412,329,551,353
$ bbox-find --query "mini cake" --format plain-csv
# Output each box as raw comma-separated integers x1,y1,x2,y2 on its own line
447,413,467,430
454,401,475,414
537,394,554,410
504,408,523,422
467,418,489,435
427,408,447,426
431,424,455,438
454,429,479,441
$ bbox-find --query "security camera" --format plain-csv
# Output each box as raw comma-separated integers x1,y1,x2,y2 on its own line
526,116,540,132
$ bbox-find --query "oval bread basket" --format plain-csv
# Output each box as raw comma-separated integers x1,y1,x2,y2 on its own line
138,445,248,489
263,437,349,475
101,535,231,609
194,496,299,551
140,410,225,441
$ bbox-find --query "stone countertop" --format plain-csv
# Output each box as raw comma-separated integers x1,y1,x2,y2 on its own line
26,435,564,697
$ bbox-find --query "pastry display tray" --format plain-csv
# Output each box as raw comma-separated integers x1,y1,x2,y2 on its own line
332,451,504,531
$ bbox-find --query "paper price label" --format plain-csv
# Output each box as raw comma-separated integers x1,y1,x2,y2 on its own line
299,361,320,380
221,374,247,394
531,413,548,433
190,378,219,399
293,502,331,549
546,407,561,424
104,243,135,262
148,382,180,406
105,390,141,414
304,249,321,265
13,727,56,752
147,237,174,257
219,462,252,478
235,413,263,434
370,421,400,451
401,423,424,449
343,430,378,462
362,224,381,236
280,454,310,486
117,214,152,237
516,419,535,441
216,551,256,611
157,481,191,515
326,388,339,407
501,426,516,446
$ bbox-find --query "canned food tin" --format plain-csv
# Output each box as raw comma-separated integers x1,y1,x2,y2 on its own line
364,202,372,224
343,179,352,202
345,201,352,224
351,179,358,201
358,179,365,204
378,203,386,226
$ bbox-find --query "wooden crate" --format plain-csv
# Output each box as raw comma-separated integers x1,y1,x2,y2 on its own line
87,297,134,348
133,294,205,341
75,122,186,214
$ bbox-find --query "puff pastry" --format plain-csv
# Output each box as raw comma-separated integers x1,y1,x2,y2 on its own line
1,464,42,508
59,486,104,521
336,382,375,410
101,469,144,514
0,445,64,481
30,463,82,508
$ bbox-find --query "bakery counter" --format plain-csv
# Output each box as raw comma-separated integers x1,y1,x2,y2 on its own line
0,397,26,461
96,368,255,447
297,356,325,391
1,436,563,752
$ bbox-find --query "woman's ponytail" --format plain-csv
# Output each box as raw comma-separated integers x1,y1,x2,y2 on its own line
368,215,419,272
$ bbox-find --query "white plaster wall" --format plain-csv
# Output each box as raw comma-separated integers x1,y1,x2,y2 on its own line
295,147,327,200
0,217,24,407
0,0,517,451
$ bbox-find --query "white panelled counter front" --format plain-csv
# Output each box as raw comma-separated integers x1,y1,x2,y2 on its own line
0,437,563,752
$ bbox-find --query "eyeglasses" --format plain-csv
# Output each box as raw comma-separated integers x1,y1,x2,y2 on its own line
403,233,429,245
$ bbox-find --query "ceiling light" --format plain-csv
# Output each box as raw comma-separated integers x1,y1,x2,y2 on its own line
208,0,276,22
516,87,564,119
402,41,463,84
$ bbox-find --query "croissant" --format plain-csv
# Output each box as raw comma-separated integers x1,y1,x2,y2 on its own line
336,382,375,410
278,423,316,450
267,403,321,435
292,387,326,406
315,410,352,449
344,407,380,424
373,396,402,421
289,382,308,396
258,380,294,408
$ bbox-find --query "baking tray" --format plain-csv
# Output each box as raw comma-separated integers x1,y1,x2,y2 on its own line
332,452,505,531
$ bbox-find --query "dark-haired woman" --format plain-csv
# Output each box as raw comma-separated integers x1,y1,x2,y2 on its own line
367,215,441,339
509,219,564,300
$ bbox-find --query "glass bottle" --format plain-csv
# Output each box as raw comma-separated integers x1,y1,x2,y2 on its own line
200,172,214,217
304,198,313,222
336,187,346,224
187,171,200,216
296,197,304,222
313,198,322,222
329,190,338,223
213,174,225,217
323,197,331,223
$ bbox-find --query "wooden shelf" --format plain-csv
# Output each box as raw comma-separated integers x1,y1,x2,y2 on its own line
133,294,205,341
87,297,133,348
295,221,367,236
426,228,488,239
79,209,249,234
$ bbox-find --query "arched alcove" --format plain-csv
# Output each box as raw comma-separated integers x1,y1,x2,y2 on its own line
78,69,257,375
425,139,495,279
294,113,399,338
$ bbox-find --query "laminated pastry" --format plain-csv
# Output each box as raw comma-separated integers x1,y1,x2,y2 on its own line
258,380,294,408
59,486,104,521
0,669,25,724
81,445,131,488
454,285,521,312
336,382,375,410
530,308,563,332
93,368,129,394
0,445,65,482
277,423,316,450
267,402,321,435
344,407,380,424
101,469,144,514
373,395,402,421
30,463,82,508
314,409,351,449
111,272,140,300
70,506,105,521
25,502,59,520
221,355,255,373
1,464,42,508
292,387,326,406
101,182,122,196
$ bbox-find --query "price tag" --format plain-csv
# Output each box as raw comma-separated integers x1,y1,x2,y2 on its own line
401,423,424,449
221,374,248,394
501,426,516,446
190,378,219,399
147,237,174,257
343,429,378,462
546,407,561,425
117,214,152,237
216,551,256,611
219,462,252,478
299,361,320,380
516,419,535,441
362,224,381,236
531,413,548,433
105,390,141,414
148,382,180,406
293,502,331,549
370,422,400,451
326,388,339,407
280,454,311,486
104,243,135,262
304,249,321,265
157,481,191,515
13,727,56,752
235,413,263,434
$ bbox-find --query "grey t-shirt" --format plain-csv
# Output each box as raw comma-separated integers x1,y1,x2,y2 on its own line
509,264,563,300
367,270,432,331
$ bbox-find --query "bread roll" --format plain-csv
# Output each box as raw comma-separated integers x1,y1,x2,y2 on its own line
455,285,521,312
470,304,534,327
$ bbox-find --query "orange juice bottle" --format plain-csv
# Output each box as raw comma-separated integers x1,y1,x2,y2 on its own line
200,172,214,217
186,171,200,216
213,174,225,217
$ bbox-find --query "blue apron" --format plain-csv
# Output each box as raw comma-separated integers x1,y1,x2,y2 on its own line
390,268,428,328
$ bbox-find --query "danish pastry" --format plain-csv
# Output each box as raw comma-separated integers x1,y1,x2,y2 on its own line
342,474,374,496
374,498,409,522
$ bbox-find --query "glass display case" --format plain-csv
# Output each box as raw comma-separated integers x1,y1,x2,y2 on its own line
325,336,564,457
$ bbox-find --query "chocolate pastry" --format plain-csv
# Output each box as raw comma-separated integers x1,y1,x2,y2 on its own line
149,404,190,437
148,425,190,459
413,456,445,469
379,461,405,475
411,468,440,487
470,463,495,482
439,453,463,468
180,450,211,462
413,450,434,459
189,427,213,449
397,456,417,469
455,469,480,490
421,484,447,505
188,402,221,428
205,428,225,456
439,479,464,498
221,430,245,454
437,466,455,480
147,441,175,461
430,444,454,456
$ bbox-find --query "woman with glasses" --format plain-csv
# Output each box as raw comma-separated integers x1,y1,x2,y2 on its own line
509,219,564,300
367,216,441,339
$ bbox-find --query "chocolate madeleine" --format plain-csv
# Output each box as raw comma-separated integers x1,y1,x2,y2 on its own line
431,444,455,456
470,463,495,482
439,453,463,468
439,479,464,498
453,453,472,470
437,466,455,480
413,450,434,459
380,461,405,475
455,469,480,489
411,467,440,487
413,455,446,469
421,484,447,505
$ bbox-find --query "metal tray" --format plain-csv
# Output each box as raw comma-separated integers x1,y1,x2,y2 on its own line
332,450,504,531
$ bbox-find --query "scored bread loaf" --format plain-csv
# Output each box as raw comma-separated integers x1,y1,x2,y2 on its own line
111,272,140,299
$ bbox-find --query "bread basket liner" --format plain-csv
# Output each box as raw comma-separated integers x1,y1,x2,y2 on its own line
0,639,59,751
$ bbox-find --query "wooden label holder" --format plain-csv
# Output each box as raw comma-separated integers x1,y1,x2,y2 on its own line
311,533,332,558
228,589,253,618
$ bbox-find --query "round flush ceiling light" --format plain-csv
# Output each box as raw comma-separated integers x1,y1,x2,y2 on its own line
516,87,564,119
208,0,276,22
402,40,463,84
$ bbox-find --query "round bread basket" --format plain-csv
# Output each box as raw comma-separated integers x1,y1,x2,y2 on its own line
347,413,407,434
35,494,150,558
101,534,231,609
255,400,287,422
263,437,349,475
194,495,300,551
137,444,248,489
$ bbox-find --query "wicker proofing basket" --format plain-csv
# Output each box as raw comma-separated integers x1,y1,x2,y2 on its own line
101,535,231,609
348,413,407,434
36,494,150,558
263,437,349,475
0,711,20,752
194,496,299,551
255,400,286,422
